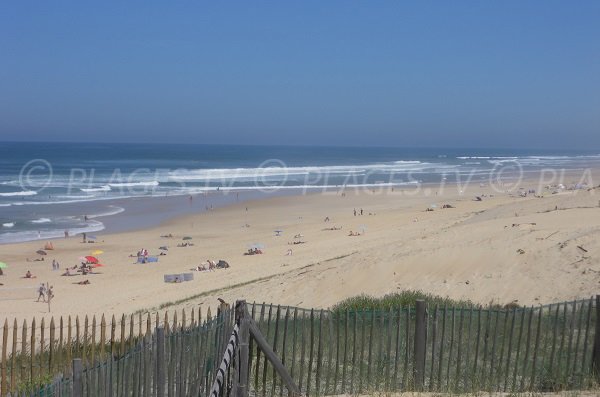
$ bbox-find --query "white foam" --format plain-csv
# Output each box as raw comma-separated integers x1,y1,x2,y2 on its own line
0,190,37,197
31,218,52,224
2,222,15,228
0,220,105,244
108,181,159,187
86,205,125,218
169,162,434,182
80,185,111,192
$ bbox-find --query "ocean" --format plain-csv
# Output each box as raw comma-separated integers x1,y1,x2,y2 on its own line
1,142,599,244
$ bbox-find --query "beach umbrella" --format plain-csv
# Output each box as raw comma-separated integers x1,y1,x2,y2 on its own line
159,246,168,251
91,250,104,255
85,256,99,264
36,250,47,256
183,236,192,240
0,262,7,269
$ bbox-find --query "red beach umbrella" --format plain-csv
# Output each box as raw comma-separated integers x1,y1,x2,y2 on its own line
85,256,99,264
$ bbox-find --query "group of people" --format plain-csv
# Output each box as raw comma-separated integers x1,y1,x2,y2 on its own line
36,282,54,302
244,248,263,255
51,259,60,270
193,259,230,272
61,262,95,276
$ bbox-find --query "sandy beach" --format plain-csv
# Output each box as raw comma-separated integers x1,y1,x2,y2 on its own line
2,173,600,322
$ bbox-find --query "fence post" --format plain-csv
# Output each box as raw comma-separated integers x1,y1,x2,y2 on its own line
72,358,83,397
236,301,250,397
414,300,427,391
592,295,600,379
156,327,166,397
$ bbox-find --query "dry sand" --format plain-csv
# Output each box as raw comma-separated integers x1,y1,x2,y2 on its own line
1,176,600,322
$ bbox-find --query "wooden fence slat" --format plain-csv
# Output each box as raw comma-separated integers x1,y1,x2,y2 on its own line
30,318,35,383
481,309,492,389
129,314,135,350
91,316,97,365
280,307,290,397
83,315,89,365
402,306,410,389
100,314,106,361
261,304,273,397
437,307,446,391
366,310,375,392
445,308,455,390
385,308,393,392
529,307,543,391
49,317,55,374
341,310,349,394
565,300,577,381
573,300,585,385
502,308,516,392
1,319,7,397
324,310,334,395
377,309,384,389
428,306,437,391
253,303,264,394
306,309,315,397
39,318,45,376
290,307,298,382
511,309,526,392
472,308,481,381
120,314,126,357
333,311,342,395
271,305,281,397
548,304,560,377
519,308,534,392
350,310,357,395
557,302,569,382
20,320,26,384
414,301,427,392
455,308,464,392
10,319,17,392
315,309,324,396
358,309,366,394
66,316,72,377
464,308,474,391
494,310,508,392
488,310,500,388
580,297,594,388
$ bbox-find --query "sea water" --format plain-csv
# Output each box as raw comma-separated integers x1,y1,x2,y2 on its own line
1,142,599,243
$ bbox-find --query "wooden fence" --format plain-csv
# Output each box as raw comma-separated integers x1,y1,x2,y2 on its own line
2,297,600,396
245,297,599,396
0,305,224,396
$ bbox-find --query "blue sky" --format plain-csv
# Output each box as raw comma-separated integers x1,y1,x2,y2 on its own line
1,1,599,148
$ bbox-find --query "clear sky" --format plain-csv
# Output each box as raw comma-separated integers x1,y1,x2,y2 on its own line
1,1,599,148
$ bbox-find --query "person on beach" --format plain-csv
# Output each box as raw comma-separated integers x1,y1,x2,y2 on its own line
353,208,356,216
36,283,46,302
